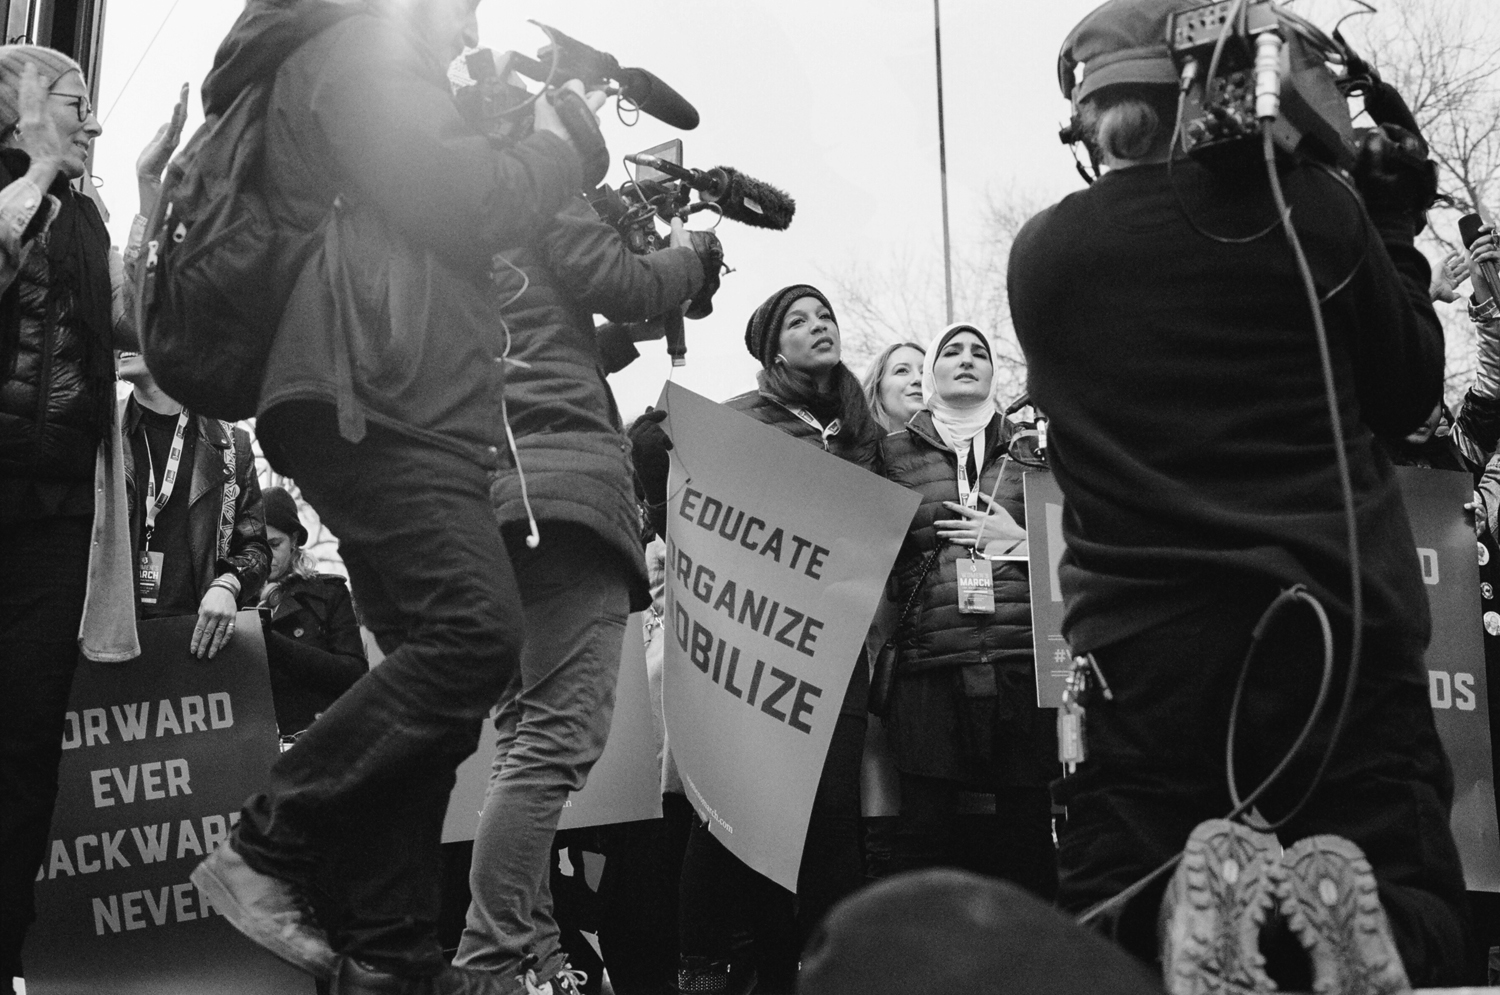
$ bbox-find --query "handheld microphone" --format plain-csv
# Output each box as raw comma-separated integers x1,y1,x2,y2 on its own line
1460,212,1500,302
625,154,796,231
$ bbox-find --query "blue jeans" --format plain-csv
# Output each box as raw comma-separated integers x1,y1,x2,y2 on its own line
234,403,525,975
455,524,630,988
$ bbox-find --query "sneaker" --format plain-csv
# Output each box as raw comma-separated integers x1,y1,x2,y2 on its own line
1278,835,1412,995
191,843,337,978
548,963,589,995
332,958,514,994
677,956,757,995
1159,819,1282,995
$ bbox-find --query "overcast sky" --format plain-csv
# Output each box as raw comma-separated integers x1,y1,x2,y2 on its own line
89,0,1393,417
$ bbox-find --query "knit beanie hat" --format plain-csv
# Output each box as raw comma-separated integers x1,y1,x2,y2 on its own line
743,284,835,369
262,486,309,547
0,46,85,132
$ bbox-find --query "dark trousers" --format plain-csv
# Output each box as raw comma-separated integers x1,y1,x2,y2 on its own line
595,792,696,994
0,514,91,980
679,711,866,991
1053,585,1470,987
893,778,1058,901
234,404,524,974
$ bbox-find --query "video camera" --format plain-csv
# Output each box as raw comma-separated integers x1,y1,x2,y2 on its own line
454,24,796,367
1163,0,1360,168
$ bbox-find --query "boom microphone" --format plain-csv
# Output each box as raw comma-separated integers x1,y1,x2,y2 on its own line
626,154,796,231
615,67,699,131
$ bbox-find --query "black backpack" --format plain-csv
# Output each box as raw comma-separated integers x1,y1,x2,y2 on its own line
134,1,353,422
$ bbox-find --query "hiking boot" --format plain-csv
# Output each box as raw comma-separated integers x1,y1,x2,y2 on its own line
1160,819,1282,995
677,956,757,995
331,958,513,994
191,843,337,978
1278,835,1412,995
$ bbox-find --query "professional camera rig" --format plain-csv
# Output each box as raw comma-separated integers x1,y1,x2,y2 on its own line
454,24,796,365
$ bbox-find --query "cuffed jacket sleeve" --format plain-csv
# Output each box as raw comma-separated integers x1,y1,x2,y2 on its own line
221,426,269,604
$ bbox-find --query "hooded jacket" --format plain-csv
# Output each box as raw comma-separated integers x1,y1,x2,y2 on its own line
213,2,585,463
487,195,703,608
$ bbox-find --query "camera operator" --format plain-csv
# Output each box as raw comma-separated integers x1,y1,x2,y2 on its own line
453,81,719,992
186,3,615,994
1009,0,1466,989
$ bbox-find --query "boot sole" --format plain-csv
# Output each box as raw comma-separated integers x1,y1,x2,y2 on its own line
1278,836,1412,995
190,858,337,979
1162,819,1282,995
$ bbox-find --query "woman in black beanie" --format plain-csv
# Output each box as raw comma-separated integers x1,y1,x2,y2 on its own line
676,284,885,994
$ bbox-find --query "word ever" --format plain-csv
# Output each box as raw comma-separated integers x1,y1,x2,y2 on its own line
673,599,822,734
679,487,831,580
42,811,239,880
669,540,824,659
63,693,235,749
90,759,192,808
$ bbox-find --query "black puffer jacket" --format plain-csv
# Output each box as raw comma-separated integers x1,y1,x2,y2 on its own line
880,411,1031,674
723,383,880,472
263,573,367,735
0,186,113,483
487,196,703,609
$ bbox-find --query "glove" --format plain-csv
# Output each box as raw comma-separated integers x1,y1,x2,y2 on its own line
684,229,724,320
628,407,672,541
548,86,609,189
1353,123,1438,234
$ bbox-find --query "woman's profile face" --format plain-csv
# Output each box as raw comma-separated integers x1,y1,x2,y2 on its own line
266,525,293,583
777,296,841,377
877,345,925,426
933,330,993,407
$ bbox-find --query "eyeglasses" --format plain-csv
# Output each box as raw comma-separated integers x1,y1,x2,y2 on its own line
50,93,93,124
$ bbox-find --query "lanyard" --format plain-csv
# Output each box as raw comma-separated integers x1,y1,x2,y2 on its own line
954,426,986,510
787,405,841,450
143,410,190,548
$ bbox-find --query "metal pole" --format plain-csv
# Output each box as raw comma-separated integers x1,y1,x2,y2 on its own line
933,0,954,326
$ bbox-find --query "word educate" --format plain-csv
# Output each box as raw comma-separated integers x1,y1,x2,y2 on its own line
678,486,832,581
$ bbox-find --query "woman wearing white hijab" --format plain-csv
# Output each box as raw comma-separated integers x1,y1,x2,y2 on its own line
876,323,1058,897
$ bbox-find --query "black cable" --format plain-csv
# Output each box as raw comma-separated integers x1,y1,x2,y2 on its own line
1168,87,1284,245
1259,124,1365,834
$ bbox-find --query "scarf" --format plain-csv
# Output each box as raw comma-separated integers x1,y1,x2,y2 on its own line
921,322,998,457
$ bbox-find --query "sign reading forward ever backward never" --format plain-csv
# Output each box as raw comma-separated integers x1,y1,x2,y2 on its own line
1025,466,1500,892
659,382,919,890
26,612,311,995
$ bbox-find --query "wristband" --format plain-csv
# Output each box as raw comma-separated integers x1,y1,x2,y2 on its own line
1471,297,1500,325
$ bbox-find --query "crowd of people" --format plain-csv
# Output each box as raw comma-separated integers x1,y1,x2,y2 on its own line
5,0,1500,993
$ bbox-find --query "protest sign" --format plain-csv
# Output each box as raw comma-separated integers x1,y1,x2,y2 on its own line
1394,465,1500,891
1024,472,1071,708
1026,466,1500,890
442,613,663,842
659,383,919,889
26,612,310,995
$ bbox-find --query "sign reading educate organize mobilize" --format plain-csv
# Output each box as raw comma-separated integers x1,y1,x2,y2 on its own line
26,612,309,995
659,383,919,890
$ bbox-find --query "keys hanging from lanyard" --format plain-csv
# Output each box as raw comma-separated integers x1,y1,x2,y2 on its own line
1059,652,1114,772
143,410,190,549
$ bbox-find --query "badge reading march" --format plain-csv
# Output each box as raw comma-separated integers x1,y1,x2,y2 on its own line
955,556,994,614
137,550,165,605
